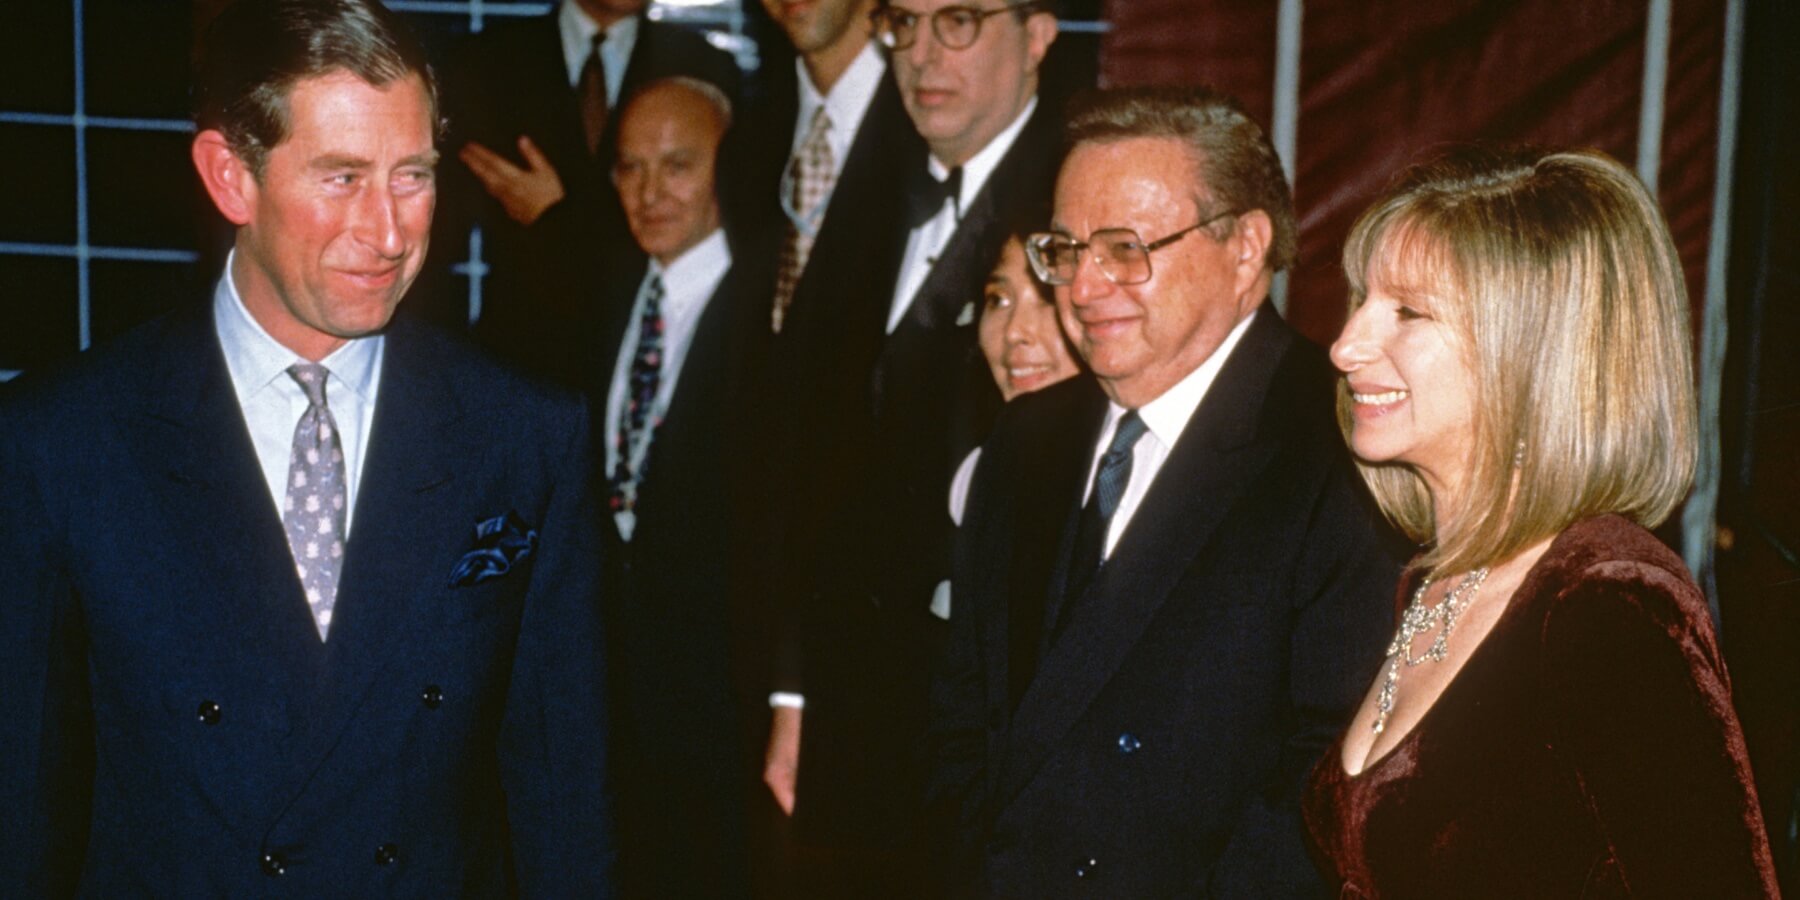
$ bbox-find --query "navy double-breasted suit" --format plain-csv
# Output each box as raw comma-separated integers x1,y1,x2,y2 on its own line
0,305,615,897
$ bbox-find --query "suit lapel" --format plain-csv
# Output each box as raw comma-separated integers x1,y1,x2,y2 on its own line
123,311,327,694
285,319,470,781
996,309,1296,804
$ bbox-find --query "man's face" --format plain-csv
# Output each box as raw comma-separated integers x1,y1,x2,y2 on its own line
614,86,724,263
763,0,872,56
1052,137,1261,408
228,71,437,360
889,0,1054,166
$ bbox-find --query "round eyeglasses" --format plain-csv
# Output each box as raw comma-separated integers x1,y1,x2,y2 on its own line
871,2,1040,52
1024,210,1241,286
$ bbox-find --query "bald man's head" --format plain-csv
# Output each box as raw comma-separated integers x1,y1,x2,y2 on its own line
613,78,731,263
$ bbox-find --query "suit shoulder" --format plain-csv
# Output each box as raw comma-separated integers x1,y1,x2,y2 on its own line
391,315,586,419
1,312,189,425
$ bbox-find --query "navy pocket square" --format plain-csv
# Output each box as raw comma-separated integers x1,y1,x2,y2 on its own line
449,510,538,587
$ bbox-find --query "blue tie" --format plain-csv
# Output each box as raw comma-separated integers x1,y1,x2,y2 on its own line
609,273,664,519
1055,411,1149,633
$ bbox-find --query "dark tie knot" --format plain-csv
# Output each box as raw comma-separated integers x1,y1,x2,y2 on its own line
590,30,606,57
906,164,964,228
1106,410,1148,457
286,362,331,409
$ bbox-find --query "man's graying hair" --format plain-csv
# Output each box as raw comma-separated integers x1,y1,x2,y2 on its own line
1064,86,1297,273
193,0,441,176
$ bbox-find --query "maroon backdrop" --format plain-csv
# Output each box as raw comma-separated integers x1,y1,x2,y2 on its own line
1098,0,1724,348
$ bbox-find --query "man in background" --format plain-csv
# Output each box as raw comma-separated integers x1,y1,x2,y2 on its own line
435,0,740,387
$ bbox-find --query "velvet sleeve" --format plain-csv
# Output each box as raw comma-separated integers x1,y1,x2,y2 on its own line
1538,560,1779,898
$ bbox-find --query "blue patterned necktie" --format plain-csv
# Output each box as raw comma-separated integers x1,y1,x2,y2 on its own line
1057,410,1149,627
610,273,665,518
282,362,347,641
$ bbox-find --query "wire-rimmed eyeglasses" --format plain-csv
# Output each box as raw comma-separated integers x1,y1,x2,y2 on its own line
871,2,1040,52
1024,209,1241,286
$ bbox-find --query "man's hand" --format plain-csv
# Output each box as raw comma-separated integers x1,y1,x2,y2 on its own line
459,136,566,226
763,706,802,816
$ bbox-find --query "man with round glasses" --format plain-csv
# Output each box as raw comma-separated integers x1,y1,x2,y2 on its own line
757,0,1062,895
927,86,1403,897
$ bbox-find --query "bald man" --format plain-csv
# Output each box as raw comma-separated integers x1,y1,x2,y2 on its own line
595,78,770,898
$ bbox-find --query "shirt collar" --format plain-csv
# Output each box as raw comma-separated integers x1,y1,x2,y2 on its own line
646,228,732,309
561,1,639,86
212,248,383,407
1106,306,1261,449
928,94,1038,213
796,41,885,138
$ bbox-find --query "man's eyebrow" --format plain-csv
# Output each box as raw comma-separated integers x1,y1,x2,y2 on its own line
399,149,441,168
308,153,373,170
1047,221,1075,237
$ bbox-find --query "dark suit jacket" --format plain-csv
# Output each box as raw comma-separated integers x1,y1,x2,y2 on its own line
590,246,769,899
432,11,741,382
930,306,1406,898
0,306,615,897
777,100,1062,846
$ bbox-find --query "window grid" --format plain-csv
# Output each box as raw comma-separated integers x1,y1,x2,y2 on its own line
0,0,1107,377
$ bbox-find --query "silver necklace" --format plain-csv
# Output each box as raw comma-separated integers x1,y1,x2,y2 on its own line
1371,567,1490,735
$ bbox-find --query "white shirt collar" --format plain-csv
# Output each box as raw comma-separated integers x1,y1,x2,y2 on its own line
1105,305,1261,450
794,41,886,164
560,1,639,88
212,249,382,408
928,94,1039,213
647,228,732,313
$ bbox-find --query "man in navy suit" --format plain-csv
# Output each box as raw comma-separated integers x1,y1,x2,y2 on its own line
0,1,615,895
929,87,1403,897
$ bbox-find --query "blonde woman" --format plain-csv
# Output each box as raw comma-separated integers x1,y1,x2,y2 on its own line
1303,147,1779,898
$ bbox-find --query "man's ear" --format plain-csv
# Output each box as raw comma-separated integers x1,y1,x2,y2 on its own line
192,129,256,226
1231,209,1275,292
1024,11,1059,71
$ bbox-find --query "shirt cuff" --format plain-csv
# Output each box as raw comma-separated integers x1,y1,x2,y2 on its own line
769,692,806,710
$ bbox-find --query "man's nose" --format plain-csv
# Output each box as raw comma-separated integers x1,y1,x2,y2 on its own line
1067,246,1112,306
354,184,405,258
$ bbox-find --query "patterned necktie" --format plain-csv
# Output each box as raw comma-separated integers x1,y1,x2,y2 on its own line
610,273,665,517
772,106,835,333
282,362,347,641
579,31,609,156
1058,411,1149,625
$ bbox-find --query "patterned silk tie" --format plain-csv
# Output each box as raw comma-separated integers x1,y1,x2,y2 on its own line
579,31,609,156
771,107,835,333
282,362,347,641
610,273,665,520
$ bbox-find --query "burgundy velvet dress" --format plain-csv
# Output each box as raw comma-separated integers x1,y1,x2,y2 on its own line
1303,515,1779,898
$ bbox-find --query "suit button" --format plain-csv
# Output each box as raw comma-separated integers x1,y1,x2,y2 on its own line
1116,732,1140,754
374,842,399,865
1074,857,1098,879
261,852,286,876
197,701,221,725
421,685,443,709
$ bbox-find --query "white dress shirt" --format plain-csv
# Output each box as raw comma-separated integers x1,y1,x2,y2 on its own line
791,41,886,175
560,0,638,103
886,95,1040,333
604,229,732,540
212,251,383,538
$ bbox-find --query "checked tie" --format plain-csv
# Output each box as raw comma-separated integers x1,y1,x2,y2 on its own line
609,273,665,523
282,362,347,641
772,106,835,333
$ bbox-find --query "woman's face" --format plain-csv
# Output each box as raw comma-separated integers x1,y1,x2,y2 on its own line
979,239,1080,401
1329,257,1478,502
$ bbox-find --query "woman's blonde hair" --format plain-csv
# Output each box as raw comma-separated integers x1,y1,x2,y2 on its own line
1340,147,1696,577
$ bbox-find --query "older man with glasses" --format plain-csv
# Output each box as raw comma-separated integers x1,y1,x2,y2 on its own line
926,86,1406,898
754,0,1062,896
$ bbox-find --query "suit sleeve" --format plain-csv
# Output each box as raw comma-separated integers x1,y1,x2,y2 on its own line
496,400,618,898
1538,563,1779,898
1204,458,1403,899
0,403,95,896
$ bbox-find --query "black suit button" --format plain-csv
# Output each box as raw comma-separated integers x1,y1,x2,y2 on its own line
1116,732,1141,754
261,852,286,876
421,685,443,709
374,842,399,866
1074,857,1098,879
197,701,221,725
